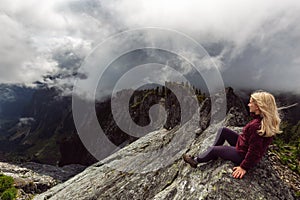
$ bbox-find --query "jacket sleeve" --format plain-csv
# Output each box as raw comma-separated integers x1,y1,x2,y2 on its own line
239,125,265,170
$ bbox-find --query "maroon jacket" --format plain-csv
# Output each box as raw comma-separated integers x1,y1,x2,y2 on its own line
236,114,273,170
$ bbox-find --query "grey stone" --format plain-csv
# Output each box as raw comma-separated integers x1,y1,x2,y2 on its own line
0,161,85,200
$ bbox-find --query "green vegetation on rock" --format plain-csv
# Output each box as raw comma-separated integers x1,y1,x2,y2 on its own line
0,174,17,200
271,120,300,175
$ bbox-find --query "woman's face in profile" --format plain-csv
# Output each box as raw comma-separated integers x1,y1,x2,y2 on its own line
248,98,259,114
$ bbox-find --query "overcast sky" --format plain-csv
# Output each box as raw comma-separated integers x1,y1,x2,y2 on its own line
1,0,300,97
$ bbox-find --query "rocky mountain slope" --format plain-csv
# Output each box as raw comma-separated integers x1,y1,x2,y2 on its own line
34,89,298,200
0,84,35,120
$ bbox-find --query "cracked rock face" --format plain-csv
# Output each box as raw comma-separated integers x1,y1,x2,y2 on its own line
0,161,85,200
34,102,296,200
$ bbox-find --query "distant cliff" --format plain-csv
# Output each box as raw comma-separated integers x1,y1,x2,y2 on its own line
0,82,208,166
0,87,96,166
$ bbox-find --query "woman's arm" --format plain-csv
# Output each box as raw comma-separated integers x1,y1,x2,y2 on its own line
232,129,264,179
239,131,265,170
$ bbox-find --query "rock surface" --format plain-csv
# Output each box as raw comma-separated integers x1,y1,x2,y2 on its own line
0,161,85,200
267,147,300,195
34,93,297,200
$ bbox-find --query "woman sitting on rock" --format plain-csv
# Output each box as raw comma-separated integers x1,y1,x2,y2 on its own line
183,91,281,179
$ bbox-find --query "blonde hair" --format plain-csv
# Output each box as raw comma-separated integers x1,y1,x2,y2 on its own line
251,91,282,137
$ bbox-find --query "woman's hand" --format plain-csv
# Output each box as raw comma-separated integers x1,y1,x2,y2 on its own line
232,166,246,179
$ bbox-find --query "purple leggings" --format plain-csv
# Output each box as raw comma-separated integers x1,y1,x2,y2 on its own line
195,127,244,165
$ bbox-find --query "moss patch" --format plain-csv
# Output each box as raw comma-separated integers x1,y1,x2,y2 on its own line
0,174,17,200
271,121,300,175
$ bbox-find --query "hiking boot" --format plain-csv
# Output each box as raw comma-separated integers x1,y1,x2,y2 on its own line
182,154,198,168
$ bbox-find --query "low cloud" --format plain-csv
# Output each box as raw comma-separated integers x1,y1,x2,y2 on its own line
0,0,300,95
17,117,35,127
